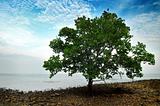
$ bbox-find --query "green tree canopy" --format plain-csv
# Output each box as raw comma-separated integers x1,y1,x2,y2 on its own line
43,11,155,94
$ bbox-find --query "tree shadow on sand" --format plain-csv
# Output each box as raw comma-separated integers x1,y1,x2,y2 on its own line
60,84,134,97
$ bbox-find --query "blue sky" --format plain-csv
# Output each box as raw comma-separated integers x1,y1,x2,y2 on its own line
0,0,160,74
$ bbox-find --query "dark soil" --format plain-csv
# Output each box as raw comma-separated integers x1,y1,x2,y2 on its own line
0,79,160,106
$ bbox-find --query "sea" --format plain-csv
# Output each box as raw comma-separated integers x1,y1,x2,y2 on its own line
0,72,160,91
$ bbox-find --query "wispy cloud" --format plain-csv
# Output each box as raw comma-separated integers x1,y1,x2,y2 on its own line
126,12,160,37
36,0,94,29
7,0,37,14
153,1,160,6
126,12,160,60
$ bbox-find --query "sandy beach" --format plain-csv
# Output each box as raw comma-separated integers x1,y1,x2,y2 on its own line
0,79,160,106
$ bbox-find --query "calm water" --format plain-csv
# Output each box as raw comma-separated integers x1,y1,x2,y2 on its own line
0,72,159,91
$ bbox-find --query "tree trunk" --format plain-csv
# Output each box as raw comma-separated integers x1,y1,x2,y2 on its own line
88,78,93,96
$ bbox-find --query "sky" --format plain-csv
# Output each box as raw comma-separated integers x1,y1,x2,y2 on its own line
0,0,160,74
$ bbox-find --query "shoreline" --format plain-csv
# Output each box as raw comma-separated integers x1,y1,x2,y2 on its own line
0,79,160,106
1,78,160,92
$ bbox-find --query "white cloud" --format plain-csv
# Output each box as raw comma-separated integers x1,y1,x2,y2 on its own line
36,0,94,29
117,0,131,10
11,16,31,25
0,2,31,26
0,15,52,59
0,28,52,59
126,12,160,37
153,1,160,6
0,2,17,15
126,12,160,54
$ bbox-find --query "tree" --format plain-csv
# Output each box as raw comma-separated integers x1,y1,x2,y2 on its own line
43,11,155,95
